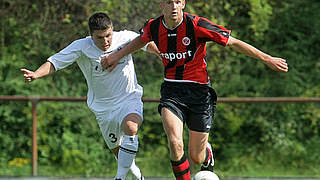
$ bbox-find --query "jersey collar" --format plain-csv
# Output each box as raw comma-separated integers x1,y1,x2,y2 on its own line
161,14,184,30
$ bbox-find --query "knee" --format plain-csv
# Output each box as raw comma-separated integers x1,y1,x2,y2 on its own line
122,114,142,136
125,124,139,135
122,120,141,136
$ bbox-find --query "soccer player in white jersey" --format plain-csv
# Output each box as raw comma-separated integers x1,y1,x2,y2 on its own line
21,12,159,180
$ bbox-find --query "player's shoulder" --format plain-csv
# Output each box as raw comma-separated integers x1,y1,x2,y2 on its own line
184,12,201,22
184,12,218,28
114,30,138,37
143,15,163,26
114,30,139,39
113,30,139,44
71,36,92,46
64,36,94,53
184,12,197,18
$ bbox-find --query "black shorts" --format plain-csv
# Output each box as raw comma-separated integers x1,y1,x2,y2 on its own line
158,81,217,132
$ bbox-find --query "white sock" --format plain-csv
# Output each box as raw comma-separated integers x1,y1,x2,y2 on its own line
130,160,142,179
113,153,142,179
115,135,138,179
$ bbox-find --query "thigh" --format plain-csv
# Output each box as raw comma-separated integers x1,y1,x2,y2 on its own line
120,98,143,135
186,103,214,132
96,110,124,150
161,107,184,143
96,99,143,149
186,87,217,132
158,82,186,121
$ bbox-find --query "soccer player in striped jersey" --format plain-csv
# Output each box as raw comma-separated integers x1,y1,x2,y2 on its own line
21,12,159,180
101,1,288,179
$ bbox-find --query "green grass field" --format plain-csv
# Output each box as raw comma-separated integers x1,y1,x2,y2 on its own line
1,154,320,178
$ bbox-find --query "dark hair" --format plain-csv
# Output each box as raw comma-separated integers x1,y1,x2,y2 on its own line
88,12,113,34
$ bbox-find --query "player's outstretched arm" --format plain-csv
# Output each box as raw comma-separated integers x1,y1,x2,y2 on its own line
21,61,56,82
227,36,288,72
101,36,147,71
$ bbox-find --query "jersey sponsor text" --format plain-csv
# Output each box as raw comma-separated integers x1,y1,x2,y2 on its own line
160,50,193,61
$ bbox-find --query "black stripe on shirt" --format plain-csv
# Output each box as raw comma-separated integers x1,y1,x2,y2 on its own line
185,14,196,64
197,18,230,38
150,17,161,46
166,28,178,78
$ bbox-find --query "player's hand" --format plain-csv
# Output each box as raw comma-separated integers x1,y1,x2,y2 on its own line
21,68,36,82
101,53,120,72
262,56,288,72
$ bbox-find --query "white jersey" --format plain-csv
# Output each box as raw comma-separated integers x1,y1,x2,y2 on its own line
48,30,145,113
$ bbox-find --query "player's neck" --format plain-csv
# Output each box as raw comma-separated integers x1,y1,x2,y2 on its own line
163,16,183,30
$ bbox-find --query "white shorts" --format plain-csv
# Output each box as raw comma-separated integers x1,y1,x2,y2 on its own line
95,99,143,150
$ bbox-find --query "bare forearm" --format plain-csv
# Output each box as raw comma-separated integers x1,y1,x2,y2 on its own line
34,61,56,79
101,36,148,71
21,61,56,82
117,36,147,59
227,36,288,72
228,36,271,62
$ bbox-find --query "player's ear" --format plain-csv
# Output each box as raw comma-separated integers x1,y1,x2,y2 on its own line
182,0,186,9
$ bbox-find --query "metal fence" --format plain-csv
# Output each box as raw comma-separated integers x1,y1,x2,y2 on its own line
1,95,320,176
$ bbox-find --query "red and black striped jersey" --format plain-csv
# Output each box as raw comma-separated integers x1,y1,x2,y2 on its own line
140,12,231,84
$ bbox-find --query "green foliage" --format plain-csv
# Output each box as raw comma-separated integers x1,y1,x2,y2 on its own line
1,0,320,177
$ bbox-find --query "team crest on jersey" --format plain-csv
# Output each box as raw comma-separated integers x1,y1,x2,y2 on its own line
182,37,191,46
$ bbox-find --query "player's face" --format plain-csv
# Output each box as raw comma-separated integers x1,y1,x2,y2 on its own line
91,27,113,51
161,0,185,25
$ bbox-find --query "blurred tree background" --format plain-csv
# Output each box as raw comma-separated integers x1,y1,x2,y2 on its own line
0,0,319,178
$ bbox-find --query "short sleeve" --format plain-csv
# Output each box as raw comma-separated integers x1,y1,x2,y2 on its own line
47,40,82,71
140,19,153,43
195,16,231,46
